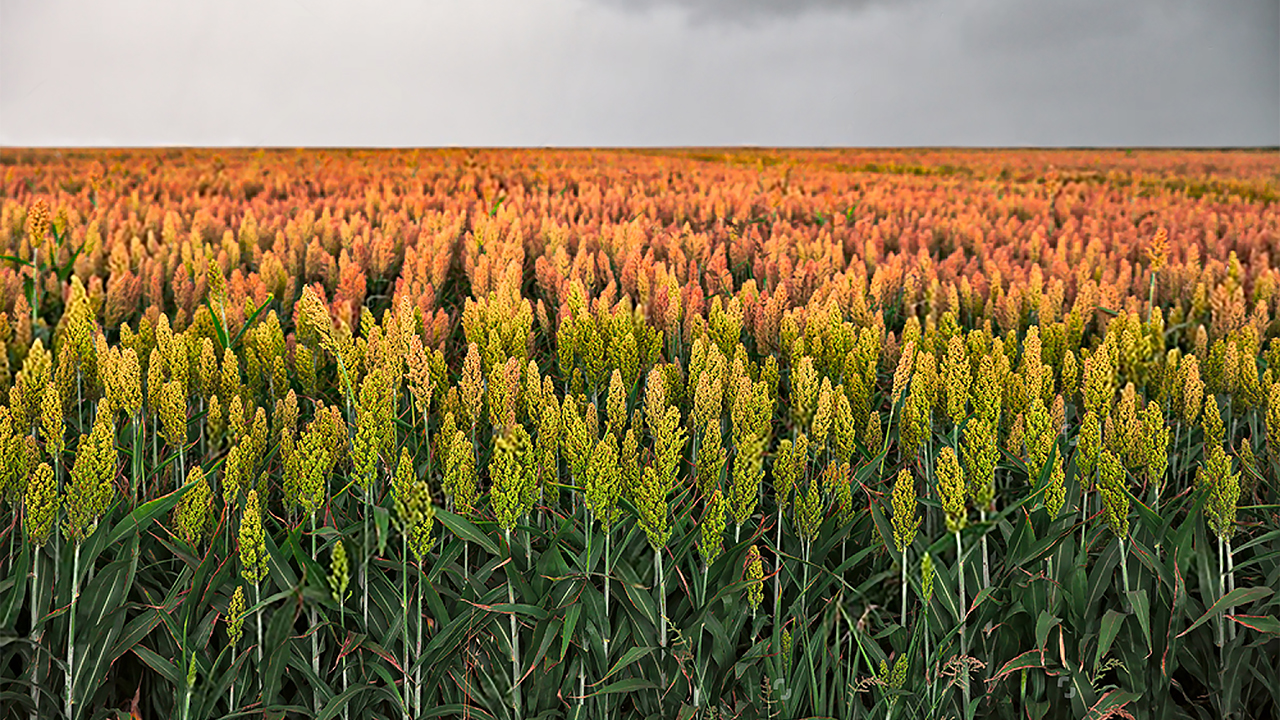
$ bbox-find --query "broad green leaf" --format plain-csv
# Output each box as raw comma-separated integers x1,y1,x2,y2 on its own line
1227,614,1280,635
1084,689,1139,720
0,542,29,631
561,603,582,662
1180,587,1275,637
1126,589,1151,654
600,645,656,682
1094,610,1125,671
436,509,499,556
1035,611,1060,652
585,677,660,697
991,650,1045,681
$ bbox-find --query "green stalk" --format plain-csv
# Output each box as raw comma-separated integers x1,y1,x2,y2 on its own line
774,505,784,642
415,559,423,717
506,528,521,719
30,547,40,720
581,508,590,710
402,532,410,720
900,548,908,629
132,414,143,509
1226,396,1233,446
340,598,348,720
311,515,320,707
32,246,39,325
182,646,193,720
1080,466,1093,554
656,547,666,652
845,612,854,714
603,530,611,659
363,492,370,629
255,580,262,682
1183,427,1191,494
1217,536,1225,647
1226,539,1236,640
694,566,707,708
801,542,810,641
1147,270,1157,321
955,530,968,718
980,510,991,589
66,542,80,720
1119,537,1132,609
924,601,934,712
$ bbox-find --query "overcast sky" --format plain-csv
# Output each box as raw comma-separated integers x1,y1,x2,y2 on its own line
0,0,1276,146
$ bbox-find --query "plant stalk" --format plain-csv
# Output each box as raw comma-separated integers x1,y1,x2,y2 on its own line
1226,539,1236,640
30,547,40,720
402,532,410,720
900,548,908,629
1119,537,1131,600
656,547,667,652
415,559,423,717
66,542,80,720
581,507,590,708
956,530,968,718
604,530,611,659
311,515,320,707
980,509,991,589
774,506,784,643
507,528,521,718
255,580,262,679
1217,536,1225,647
363,492,371,630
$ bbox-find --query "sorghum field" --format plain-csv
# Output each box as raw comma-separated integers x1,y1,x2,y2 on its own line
0,148,1277,720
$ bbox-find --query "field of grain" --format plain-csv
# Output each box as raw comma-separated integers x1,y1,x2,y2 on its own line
0,147,1277,719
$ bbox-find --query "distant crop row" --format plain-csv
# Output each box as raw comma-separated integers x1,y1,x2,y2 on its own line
0,148,1276,720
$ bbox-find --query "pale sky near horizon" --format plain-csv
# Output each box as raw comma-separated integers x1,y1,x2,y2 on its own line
0,0,1276,147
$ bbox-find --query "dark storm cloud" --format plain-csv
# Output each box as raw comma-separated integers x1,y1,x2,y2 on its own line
0,0,1274,146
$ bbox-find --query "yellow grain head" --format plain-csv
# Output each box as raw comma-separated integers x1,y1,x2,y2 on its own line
175,466,213,548
1083,350,1115,418
40,381,64,461
585,432,622,531
963,418,997,512
936,447,967,535
238,489,269,584
698,488,727,567
1201,393,1224,450
745,544,764,612
328,539,350,604
1268,382,1280,464
1142,402,1170,493
1097,450,1129,538
891,468,920,553
460,342,484,430
24,462,58,546
226,585,246,645
26,199,50,245
1024,396,1054,481
796,476,823,546
943,335,970,424
791,355,819,429
63,405,117,545
1045,451,1066,519
1179,355,1204,424
1147,227,1168,273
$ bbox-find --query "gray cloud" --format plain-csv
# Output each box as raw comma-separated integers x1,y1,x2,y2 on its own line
594,0,896,23
0,0,1274,146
